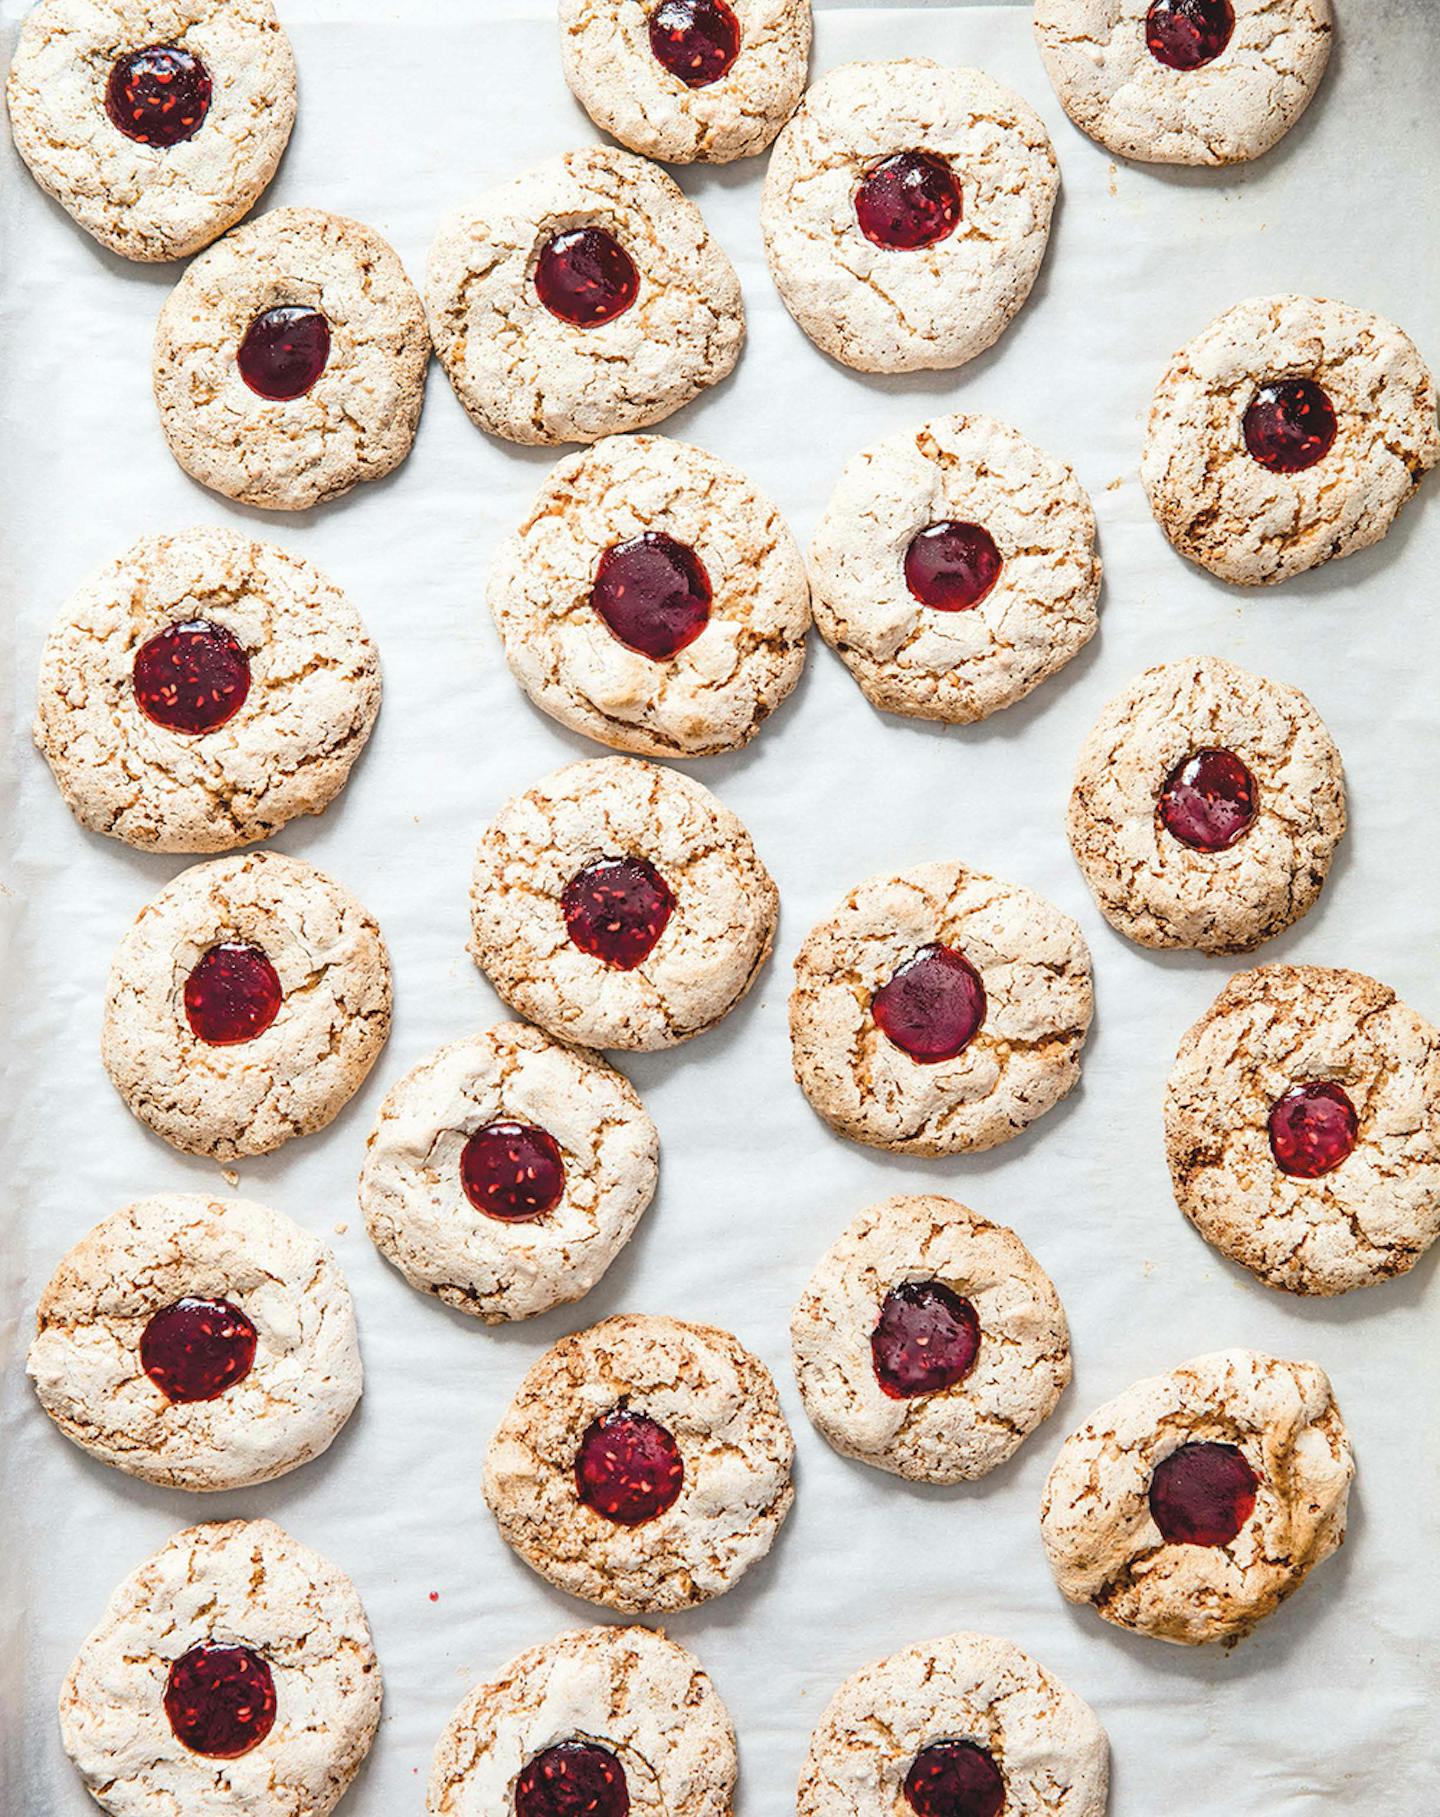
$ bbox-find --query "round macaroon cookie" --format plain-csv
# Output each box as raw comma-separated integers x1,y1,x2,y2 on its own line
789,861,1094,1156
1142,294,1439,584
791,1195,1070,1483
809,414,1100,723
28,1193,360,1492
1067,656,1346,953
559,0,812,164
426,146,744,446
487,433,811,756
101,850,391,1160
469,756,777,1051
1040,1348,1354,1645
484,1313,795,1613
35,526,380,853
60,1519,381,1817
1165,964,1440,1296
153,206,430,511
427,1625,736,1817
5,0,296,261
761,60,1058,374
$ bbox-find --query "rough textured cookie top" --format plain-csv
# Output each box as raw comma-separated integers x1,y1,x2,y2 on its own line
5,0,296,260
1040,1348,1353,1645
761,60,1058,373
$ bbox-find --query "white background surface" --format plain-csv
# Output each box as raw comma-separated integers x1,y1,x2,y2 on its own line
2,1,1438,1811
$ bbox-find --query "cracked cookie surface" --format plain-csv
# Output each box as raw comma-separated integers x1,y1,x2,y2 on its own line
427,1624,736,1816
1067,656,1346,953
426,146,743,446
1040,1348,1353,1645
101,851,392,1160
484,1313,795,1612
789,861,1093,1155
488,433,810,755
1142,294,1439,584
29,1193,360,1491
153,207,430,510
1165,965,1440,1296
799,1631,1108,1817
760,60,1058,373
60,1519,381,1817
35,526,380,853
810,413,1100,723
5,0,295,261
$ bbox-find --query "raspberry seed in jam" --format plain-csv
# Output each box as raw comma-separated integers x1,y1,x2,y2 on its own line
592,532,712,660
904,522,1003,613
1268,1081,1359,1179
576,1408,684,1526
164,1643,277,1759
903,1739,1006,1817
183,942,283,1046
1150,1441,1258,1547
872,1282,981,1400
141,1297,258,1403
133,620,251,735
536,227,640,328
872,945,986,1064
516,1740,631,1817
1243,378,1338,474
1145,0,1235,70
237,306,331,400
563,856,675,970
106,45,213,146
855,152,962,250
1158,748,1257,852
649,0,742,89
461,1121,566,1221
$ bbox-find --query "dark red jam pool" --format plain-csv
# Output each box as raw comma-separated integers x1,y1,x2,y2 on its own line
536,227,640,328
183,942,283,1046
140,1297,258,1403
591,532,712,660
855,152,962,250
164,1643,276,1759
904,522,1003,612
1158,748,1257,852
1243,378,1338,474
1149,1441,1258,1546
515,1740,631,1817
460,1121,566,1221
133,620,251,735
563,856,675,970
872,1282,981,1400
106,45,212,146
872,945,986,1064
237,306,331,400
1145,0,1235,70
903,1739,1006,1817
1267,1081,1359,1179
576,1408,684,1526
648,0,741,89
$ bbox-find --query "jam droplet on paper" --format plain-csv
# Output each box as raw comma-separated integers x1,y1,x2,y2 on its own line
183,942,283,1046
140,1297,258,1403
536,227,640,328
1150,1441,1258,1546
133,620,251,735
105,46,212,146
855,152,962,250
591,532,712,660
872,1282,981,1400
872,945,986,1063
460,1121,566,1220
164,1643,277,1759
575,1408,684,1526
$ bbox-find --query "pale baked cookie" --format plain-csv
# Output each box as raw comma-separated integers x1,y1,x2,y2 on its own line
1067,656,1346,953
101,850,391,1160
427,1625,736,1817
5,0,295,262
29,1194,360,1492
469,756,777,1051
789,861,1093,1156
153,206,429,511
761,61,1058,374
1040,1348,1353,1645
1142,294,1440,584
427,146,743,446
560,0,811,164
799,1631,1108,1817
35,526,380,853
791,1195,1070,1483
484,1313,794,1612
810,414,1100,724
1165,965,1440,1297
60,1519,381,1817
1033,0,1332,167
488,433,810,756
360,1022,659,1324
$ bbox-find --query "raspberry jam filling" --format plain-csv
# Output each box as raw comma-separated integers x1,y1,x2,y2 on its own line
903,1740,1006,1817
591,532,712,660
872,1282,981,1400
237,306,331,400
855,152,962,250
516,1740,631,1817
1158,748,1257,852
183,942,283,1046
164,1643,276,1759
1150,1441,1258,1546
105,45,212,146
872,945,986,1064
460,1121,566,1221
563,856,675,970
1267,1081,1359,1179
1243,378,1338,474
133,620,251,735
648,0,741,89
140,1297,258,1403
576,1408,684,1526
904,522,1003,613
1145,0,1235,70
536,227,640,328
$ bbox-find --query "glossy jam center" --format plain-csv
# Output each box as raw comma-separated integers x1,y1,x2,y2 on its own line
1145,0,1235,69
183,942,283,1046
536,228,640,328
855,152,962,250
460,1121,566,1221
133,620,251,735
904,522,1003,612
1158,748,1257,852
105,45,212,146
140,1297,258,1403
516,1740,631,1817
563,856,675,971
1267,1081,1359,1179
164,1643,276,1759
237,306,331,400
591,532,713,660
648,0,741,89
1150,1441,1258,1546
903,1740,1007,1817
1243,378,1338,474
872,1282,981,1400
872,945,986,1064
576,1408,684,1526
